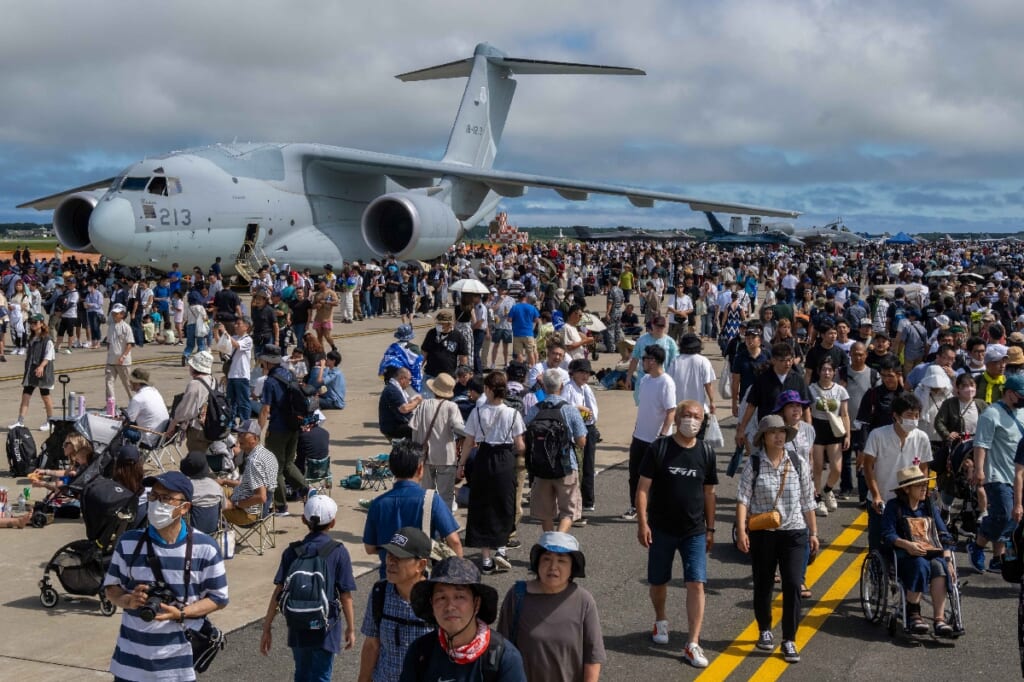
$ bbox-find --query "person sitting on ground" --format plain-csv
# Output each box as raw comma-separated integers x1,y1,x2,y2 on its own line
881,467,956,637
402,557,527,681
308,349,346,409
31,432,95,493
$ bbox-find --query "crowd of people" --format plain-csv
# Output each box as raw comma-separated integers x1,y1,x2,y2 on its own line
5,233,1024,679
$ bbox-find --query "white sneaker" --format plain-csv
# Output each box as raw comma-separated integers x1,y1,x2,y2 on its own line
61,349,72,355
8,420,24,430
684,642,709,668
39,422,51,432
824,490,838,512
651,620,669,645
622,507,638,521
816,500,829,517
493,552,512,572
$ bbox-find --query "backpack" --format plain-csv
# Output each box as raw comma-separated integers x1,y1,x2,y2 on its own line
273,374,320,431
279,539,340,631
525,400,572,480
370,580,429,638
6,425,39,477
503,392,525,417
199,380,232,442
409,627,507,682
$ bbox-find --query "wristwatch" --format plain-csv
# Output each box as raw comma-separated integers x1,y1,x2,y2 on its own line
178,607,186,623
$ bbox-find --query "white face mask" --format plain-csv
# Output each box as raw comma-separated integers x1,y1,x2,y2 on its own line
148,500,182,530
900,418,919,432
678,417,702,438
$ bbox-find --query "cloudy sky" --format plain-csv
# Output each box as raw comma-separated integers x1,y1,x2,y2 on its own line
2,0,1023,234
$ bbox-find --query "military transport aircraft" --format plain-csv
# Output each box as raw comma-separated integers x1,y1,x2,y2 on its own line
19,43,799,278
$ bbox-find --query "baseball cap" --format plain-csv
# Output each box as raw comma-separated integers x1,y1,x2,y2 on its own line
985,346,1008,363
304,495,338,526
1006,374,1024,395
381,527,432,559
142,471,194,502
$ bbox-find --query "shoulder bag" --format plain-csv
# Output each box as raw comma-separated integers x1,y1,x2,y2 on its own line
748,457,789,531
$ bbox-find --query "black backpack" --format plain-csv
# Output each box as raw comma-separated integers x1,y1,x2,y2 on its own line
200,380,232,442
6,425,38,476
273,375,320,431
279,539,340,631
525,400,572,480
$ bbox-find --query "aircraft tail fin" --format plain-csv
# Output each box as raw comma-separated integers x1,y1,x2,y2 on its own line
398,43,644,170
703,211,727,234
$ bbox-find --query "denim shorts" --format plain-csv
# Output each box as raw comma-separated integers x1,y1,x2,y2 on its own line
491,328,512,344
647,527,707,585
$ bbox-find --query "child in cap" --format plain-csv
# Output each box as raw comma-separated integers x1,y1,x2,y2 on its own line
260,495,356,679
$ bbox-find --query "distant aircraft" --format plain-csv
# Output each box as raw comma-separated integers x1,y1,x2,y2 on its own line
791,218,867,245
18,43,798,278
699,212,803,247
572,226,694,241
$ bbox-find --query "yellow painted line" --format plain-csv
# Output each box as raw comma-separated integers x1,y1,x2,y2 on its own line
751,541,866,680
697,512,867,681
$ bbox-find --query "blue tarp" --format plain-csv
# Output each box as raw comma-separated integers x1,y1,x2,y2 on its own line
886,232,916,244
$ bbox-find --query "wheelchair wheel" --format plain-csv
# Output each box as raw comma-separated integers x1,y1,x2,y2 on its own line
860,550,889,624
944,577,965,638
39,587,59,608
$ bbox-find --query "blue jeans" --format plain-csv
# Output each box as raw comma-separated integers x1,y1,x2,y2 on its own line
981,481,1015,544
183,322,208,357
86,311,102,341
291,646,334,682
292,323,306,351
226,378,251,425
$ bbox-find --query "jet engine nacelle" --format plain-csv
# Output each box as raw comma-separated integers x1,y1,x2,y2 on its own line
52,191,105,253
361,192,463,260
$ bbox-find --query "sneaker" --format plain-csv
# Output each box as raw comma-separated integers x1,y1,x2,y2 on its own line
683,642,709,668
38,422,51,432
273,507,291,517
480,559,496,575
756,630,774,651
651,620,669,645
572,517,588,528
824,490,838,512
61,348,72,355
988,555,1004,573
967,541,986,572
816,500,829,517
582,505,596,512
781,640,800,663
622,507,638,521
506,537,522,549
493,552,512,572
7,420,24,430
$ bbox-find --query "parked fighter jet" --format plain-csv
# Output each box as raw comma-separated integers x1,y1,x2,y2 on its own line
19,43,798,278
699,212,803,247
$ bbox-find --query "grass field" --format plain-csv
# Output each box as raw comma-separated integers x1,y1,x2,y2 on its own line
0,238,59,251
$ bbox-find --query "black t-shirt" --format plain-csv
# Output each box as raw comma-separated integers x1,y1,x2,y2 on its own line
296,424,330,470
213,288,240,315
421,329,469,377
289,299,313,325
638,437,718,538
804,342,849,383
750,369,810,422
251,304,276,340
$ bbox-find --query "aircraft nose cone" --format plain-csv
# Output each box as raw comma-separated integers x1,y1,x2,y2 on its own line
89,197,135,260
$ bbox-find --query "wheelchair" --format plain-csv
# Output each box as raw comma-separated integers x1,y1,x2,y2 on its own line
860,546,965,639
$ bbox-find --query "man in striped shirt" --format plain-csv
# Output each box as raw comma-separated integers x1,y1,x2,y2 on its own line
103,471,229,681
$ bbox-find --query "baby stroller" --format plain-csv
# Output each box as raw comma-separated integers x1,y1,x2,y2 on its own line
939,439,981,546
38,474,138,615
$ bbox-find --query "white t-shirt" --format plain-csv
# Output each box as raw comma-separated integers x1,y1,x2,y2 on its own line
126,386,170,447
633,372,677,442
809,382,849,421
668,353,716,408
464,402,525,445
862,425,933,502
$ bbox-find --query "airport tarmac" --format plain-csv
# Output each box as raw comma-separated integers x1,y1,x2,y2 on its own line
0,300,1018,680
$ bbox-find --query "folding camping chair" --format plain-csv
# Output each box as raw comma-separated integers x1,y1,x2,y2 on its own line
225,499,276,556
135,421,185,472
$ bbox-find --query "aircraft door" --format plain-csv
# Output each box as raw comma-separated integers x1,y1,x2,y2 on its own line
239,223,259,261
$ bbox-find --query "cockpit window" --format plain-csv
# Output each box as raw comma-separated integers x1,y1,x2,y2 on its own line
120,176,149,191
167,177,182,196
147,177,168,196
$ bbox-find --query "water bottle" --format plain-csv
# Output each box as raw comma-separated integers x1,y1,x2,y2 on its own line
23,488,30,510
79,394,87,417
16,491,25,514
68,392,77,418
106,396,116,417
355,459,364,475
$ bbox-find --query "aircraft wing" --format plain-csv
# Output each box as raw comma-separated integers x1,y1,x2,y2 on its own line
18,177,117,210
297,145,801,218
